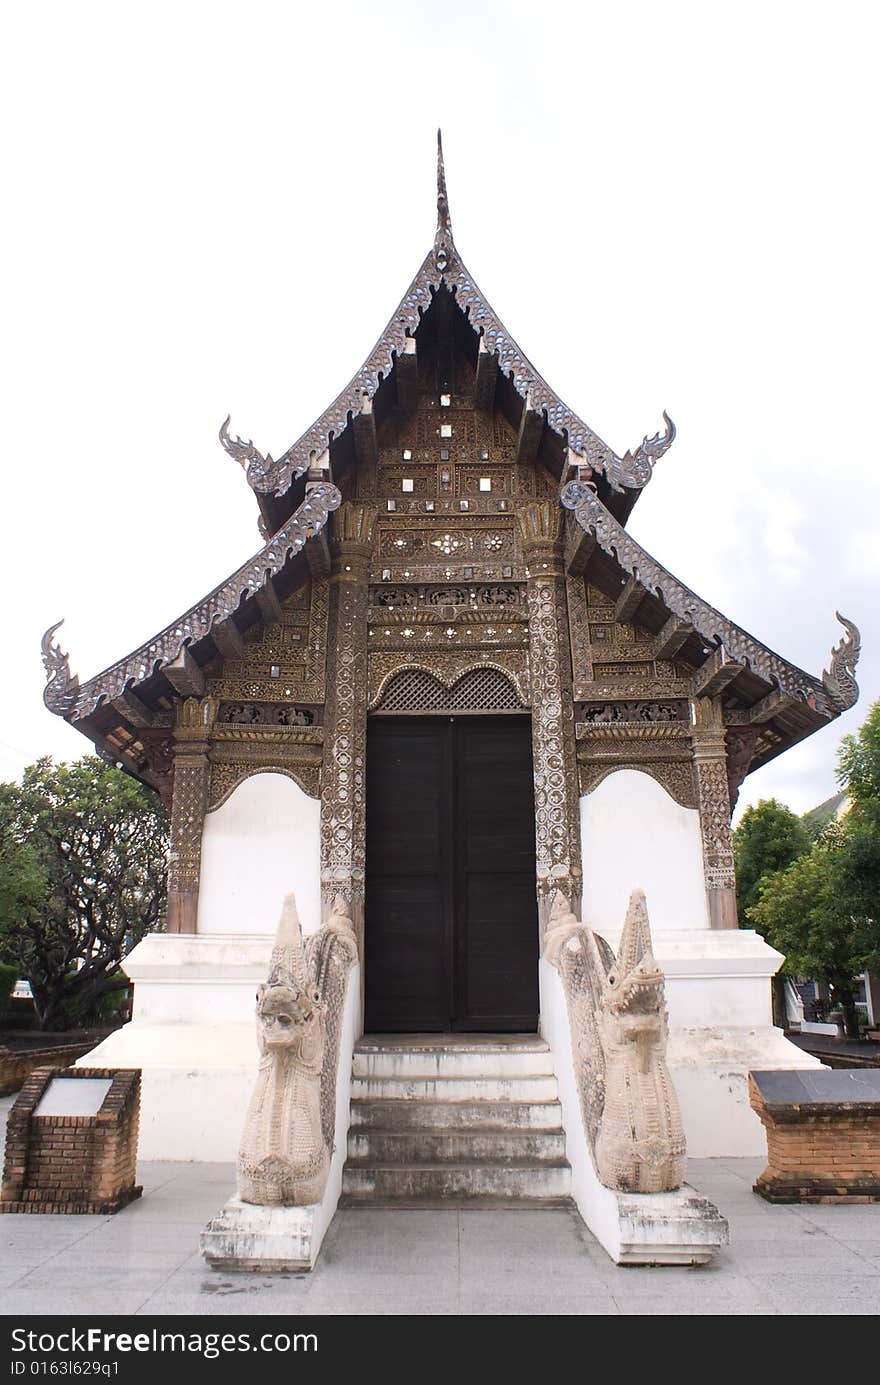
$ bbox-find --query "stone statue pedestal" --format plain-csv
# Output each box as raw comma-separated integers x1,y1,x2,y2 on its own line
200,1198,325,1272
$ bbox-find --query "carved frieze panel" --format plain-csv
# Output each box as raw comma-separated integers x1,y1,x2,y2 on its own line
368,496,515,518
374,515,522,583
576,723,691,745
208,579,329,704
370,583,523,612
577,700,689,725
592,661,653,680
372,585,419,608
584,674,695,701
382,467,436,497
589,622,653,647
208,713,324,806
455,467,510,497
368,624,528,656
575,720,697,809
378,523,515,561
473,584,522,608
217,701,318,727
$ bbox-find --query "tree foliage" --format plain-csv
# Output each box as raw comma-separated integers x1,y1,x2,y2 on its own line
0,756,168,1029
837,699,880,806
744,699,880,1039
733,798,810,922
749,829,880,1037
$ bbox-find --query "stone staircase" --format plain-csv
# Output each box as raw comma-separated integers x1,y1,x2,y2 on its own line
340,1034,573,1207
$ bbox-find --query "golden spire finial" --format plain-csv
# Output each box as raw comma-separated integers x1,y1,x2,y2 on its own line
436,128,452,238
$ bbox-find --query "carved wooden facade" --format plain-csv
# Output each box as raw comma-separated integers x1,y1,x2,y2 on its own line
43,136,860,942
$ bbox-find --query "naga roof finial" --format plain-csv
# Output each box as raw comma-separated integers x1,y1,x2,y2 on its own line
219,415,275,491
41,620,79,719
434,129,454,272
619,411,677,488
822,613,861,712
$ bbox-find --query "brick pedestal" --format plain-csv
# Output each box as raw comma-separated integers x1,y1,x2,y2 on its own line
1,1066,142,1214
749,1069,880,1203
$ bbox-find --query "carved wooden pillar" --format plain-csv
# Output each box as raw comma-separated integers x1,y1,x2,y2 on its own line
320,502,376,952
166,696,216,934
519,502,583,924
691,696,738,930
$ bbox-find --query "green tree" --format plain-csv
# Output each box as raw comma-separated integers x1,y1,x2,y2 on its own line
837,699,880,806
749,830,879,1038
733,798,810,923
0,832,47,933
747,699,880,1039
0,756,168,1030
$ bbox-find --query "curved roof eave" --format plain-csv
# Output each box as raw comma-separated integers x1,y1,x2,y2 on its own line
42,483,342,722
561,479,860,721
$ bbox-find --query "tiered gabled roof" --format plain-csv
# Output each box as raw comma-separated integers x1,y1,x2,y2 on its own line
41,133,860,793
219,133,676,540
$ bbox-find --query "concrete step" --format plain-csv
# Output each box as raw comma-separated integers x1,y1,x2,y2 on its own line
347,1127,567,1165
349,1098,564,1132
356,1034,550,1054
343,1034,572,1208
352,1047,554,1079
341,1161,572,1203
350,1074,559,1102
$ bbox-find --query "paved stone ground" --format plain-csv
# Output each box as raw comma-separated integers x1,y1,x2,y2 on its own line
1,1096,879,1316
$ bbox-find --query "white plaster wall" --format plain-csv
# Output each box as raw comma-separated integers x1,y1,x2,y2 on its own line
580,769,709,933
197,772,321,937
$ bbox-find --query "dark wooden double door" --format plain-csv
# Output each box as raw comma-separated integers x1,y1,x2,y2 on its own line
365,716,539,1032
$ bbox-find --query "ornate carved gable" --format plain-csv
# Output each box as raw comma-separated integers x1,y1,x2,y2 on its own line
220,133,674,545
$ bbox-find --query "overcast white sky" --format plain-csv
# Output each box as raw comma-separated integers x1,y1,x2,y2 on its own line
1,0,877,820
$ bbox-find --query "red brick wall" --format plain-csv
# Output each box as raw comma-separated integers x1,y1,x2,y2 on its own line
1,1066,142,1214
749,1073,880,1203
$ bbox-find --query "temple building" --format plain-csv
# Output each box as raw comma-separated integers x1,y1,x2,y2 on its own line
42,136,860,1187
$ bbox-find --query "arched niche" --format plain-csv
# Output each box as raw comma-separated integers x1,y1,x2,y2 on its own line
579,768,709,934
196,771,321,937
